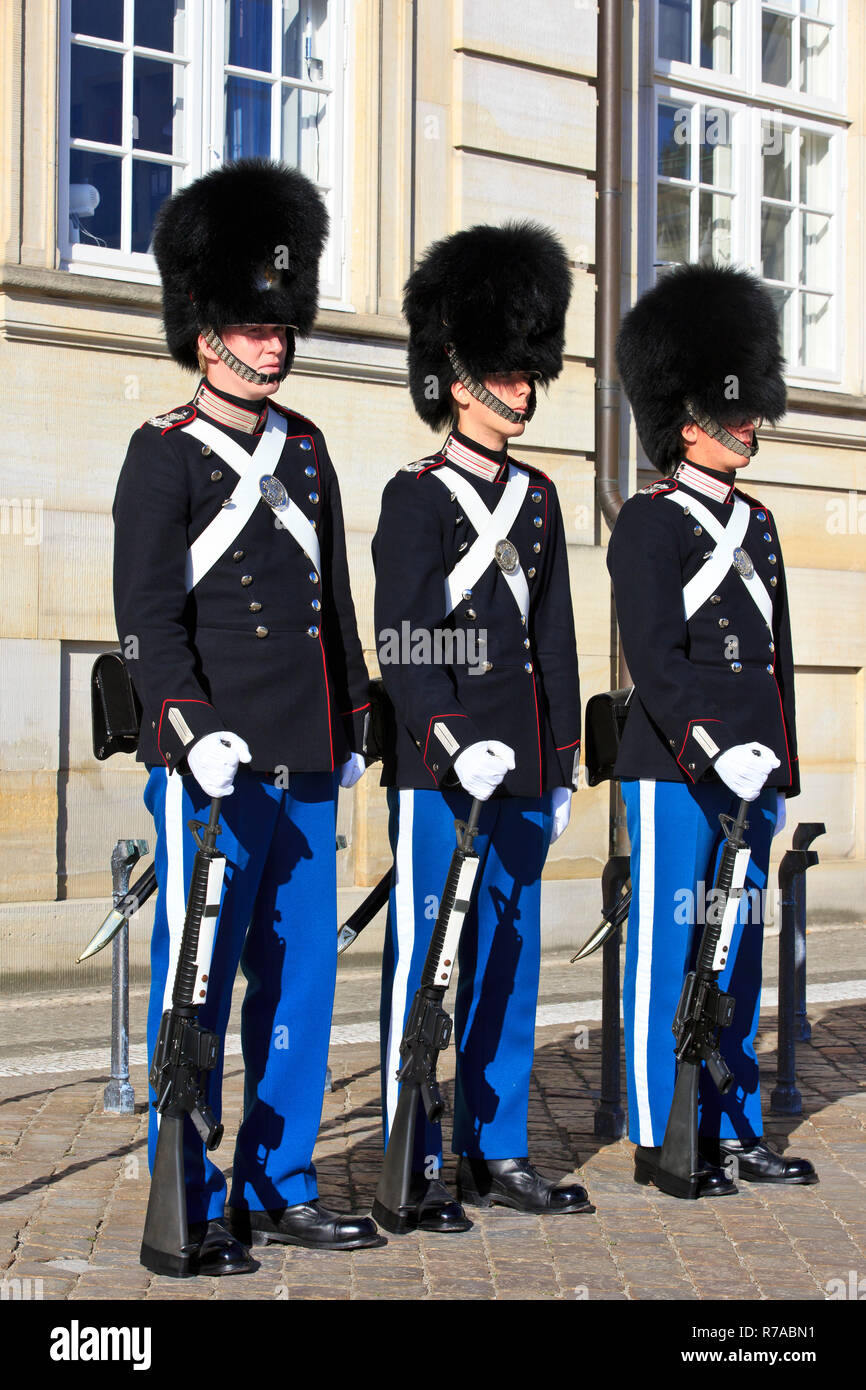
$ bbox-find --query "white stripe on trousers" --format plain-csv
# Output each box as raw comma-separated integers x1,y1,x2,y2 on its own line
162,768,188,1014
384,790,415,1135
634,779,656,1145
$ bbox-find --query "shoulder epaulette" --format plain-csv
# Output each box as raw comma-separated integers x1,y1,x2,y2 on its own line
271,401,318,433
142,405,196,434
638,478,678,498
401,455,442,474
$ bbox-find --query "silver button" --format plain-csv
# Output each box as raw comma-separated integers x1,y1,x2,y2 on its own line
309,571,319,584
766,664,774,673
731,661,742,673
531,491,542,503
308,491,319,504
693,525,702,536
718,618,729,629
520,615,526,626
210,469,223,482
710,594,721,604
233,550,244,562
532,542,541,553
763,532,772,542
523,638,531,649
221,499,232,509
311,599,321,611
249,602,262,613
201,445,212,457
466,608,477,619
528,567,536,578
458,541,468,552
462,590,472,600
702,551,713,560
305,465,316,477
682,506,691,516
307,625,319,637
769,642,775,652
769,576,778,587
768,554,777,564
241,575,253,586
524,661,533,673
482,661,493,673
533,517,543,528
756,511,766,522
688,762,695,771
449,493,456,502
300,439,312,451
255,626,269,638
455,514,464,524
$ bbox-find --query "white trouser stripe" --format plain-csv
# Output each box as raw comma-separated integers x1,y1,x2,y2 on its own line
635,779,656,1145
385,790,415,1135
162,768,187,1014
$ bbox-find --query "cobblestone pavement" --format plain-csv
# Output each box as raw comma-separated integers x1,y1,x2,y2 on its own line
2,993,864,1323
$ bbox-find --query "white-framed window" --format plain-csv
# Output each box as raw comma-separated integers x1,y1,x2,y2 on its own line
645,0,846,383
58,0,349,305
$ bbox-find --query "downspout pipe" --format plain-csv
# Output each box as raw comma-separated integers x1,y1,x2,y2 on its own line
595,0,625,533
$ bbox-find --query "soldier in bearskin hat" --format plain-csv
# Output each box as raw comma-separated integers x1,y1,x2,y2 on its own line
113,159,381,1274
610,262,817,1195
371,222,592,1229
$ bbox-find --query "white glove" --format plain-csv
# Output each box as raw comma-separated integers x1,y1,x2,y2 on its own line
339,753,366,788
714,742,780,801
550,786,572,844
187,731,251,798
453,740,516,800
774,791,786,838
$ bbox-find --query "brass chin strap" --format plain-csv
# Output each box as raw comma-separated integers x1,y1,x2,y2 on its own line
684,398,759,458
202,327,288,386
446,345,536,424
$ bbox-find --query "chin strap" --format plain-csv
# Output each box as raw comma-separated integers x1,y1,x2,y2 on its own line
684,398,759,458
445,345,536,424
201,327,295,386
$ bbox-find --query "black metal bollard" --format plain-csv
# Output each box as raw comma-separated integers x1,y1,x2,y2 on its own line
595,854,630,1139
770,822,824,1116
103,838,148,1115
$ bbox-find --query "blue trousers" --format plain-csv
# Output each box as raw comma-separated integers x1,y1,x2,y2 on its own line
144,766,339,1222
622,779,777,1147
379,787,553,1170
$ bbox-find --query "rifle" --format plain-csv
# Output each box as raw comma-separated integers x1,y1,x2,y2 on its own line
140,796,227,1277
372,797,483,1233
653,796,752,1199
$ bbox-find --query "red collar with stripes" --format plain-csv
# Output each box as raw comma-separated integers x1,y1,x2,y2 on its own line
444,433,505,481
194,382,267,434
674,460,735,504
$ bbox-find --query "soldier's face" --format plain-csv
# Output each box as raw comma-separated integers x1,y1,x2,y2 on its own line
221,325,288,392
681,417,758,473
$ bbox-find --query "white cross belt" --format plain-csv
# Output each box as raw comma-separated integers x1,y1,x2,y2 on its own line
435,464,530,625
666,491,773,628
182,408,321,591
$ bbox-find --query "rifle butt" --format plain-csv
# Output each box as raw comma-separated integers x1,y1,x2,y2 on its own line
371,1084,421,1234
140,1114,194,1277
654,1062,703,1199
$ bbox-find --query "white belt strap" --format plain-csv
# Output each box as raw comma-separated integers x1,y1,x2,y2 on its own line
435,464,531,624
666,491,773,628
183,409,320,590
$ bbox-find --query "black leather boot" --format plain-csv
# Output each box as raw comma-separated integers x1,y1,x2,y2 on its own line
633,1146,737,1198
711,1138,819,1185
226,1201,385,1250
456,1157,592,1213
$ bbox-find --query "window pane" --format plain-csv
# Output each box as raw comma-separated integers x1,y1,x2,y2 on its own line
801,210,832,286
281,0,303,79
658,102,690,179
700,0,732,74
762,12,792,87
225,75,271,159
657,184,691,264
762,125,792,200
800,291,832,369
762,204,793,282
71,0,123,42
700,105,732,188
800,21,832,99
282,85,328,180
698,190,732,263
226,0,273,72
134,57,181,156
800,0,834,19
132,160,174,253
766,285,792,364
800,130,832,208
134,0,185,54
70,43,123,145
69,148,122,248
658,0,691,63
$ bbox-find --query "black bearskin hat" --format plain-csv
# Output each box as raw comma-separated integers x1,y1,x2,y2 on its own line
404,221,572,429
152,159,328,371
615,263,786,474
